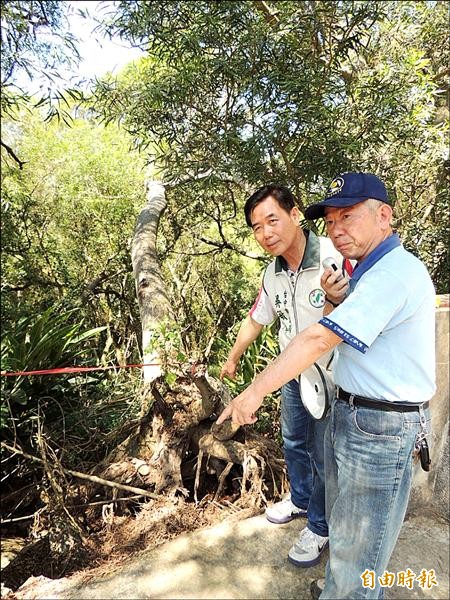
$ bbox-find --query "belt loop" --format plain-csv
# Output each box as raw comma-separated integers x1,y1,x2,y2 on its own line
418,404,428,435
349,394,355,409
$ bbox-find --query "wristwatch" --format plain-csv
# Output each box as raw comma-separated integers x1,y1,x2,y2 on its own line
325,296,339,308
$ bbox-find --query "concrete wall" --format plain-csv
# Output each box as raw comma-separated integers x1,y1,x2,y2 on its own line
409,299,449,520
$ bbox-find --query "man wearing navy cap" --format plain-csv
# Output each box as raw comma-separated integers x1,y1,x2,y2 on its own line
220,184,348,567
217,172,435,599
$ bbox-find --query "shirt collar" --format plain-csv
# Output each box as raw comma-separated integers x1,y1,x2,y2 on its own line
349,233,401,291
275,229,319,273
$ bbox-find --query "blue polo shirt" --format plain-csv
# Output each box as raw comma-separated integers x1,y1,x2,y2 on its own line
319,238,436,404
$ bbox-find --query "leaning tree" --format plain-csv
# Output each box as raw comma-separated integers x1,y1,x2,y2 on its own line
90,176,286,507
85,0,449,512
2,0,448,571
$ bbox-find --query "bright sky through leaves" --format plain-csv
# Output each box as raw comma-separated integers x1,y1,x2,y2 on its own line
12,0,145,93
68,1,144,81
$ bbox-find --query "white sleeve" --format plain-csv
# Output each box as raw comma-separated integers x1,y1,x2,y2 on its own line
319,269,406,353
249,286,277,326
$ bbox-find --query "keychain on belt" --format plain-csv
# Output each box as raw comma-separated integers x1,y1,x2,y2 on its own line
414,404,431,472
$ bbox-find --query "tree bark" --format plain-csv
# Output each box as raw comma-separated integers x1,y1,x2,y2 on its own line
131,179,173,383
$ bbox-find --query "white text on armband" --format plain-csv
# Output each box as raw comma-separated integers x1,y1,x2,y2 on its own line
319,317,368,354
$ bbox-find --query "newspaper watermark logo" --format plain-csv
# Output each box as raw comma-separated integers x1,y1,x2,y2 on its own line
361,568,438,591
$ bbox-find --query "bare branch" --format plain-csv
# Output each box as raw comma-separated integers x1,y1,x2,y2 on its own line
252,1,280,25
1,442,163,501
202,299,231,361
1,139,27,168
194,234,266,262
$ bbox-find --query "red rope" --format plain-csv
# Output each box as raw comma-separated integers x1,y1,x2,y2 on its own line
1,363,161,377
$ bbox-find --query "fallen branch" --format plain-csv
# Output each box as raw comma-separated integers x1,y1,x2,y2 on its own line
1,442,163,500
0,514,36,524
71,495,145,508
0,495,148,524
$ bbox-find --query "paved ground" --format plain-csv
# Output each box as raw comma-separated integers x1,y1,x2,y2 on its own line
14,510,449,600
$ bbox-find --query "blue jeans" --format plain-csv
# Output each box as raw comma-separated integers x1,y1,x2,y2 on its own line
321,397,431,599
281,378,328,536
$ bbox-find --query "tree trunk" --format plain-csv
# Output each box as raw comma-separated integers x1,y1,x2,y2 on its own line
91,177,285,504
131,179,173,383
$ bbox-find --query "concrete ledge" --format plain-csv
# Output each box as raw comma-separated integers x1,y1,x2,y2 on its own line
410,304,449,520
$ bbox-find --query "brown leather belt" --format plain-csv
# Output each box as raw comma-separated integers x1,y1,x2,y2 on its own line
336,387,429,412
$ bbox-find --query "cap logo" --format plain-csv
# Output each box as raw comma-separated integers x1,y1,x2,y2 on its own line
327,177,344,197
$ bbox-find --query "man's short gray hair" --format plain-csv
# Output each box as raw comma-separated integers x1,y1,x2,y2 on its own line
366,198,385,212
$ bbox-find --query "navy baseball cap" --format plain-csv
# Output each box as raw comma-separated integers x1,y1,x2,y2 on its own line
304,172,390,220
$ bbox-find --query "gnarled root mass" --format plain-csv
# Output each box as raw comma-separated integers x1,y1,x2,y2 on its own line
87,366,287,509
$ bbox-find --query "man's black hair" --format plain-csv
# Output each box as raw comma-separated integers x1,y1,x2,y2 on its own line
244,184,297,227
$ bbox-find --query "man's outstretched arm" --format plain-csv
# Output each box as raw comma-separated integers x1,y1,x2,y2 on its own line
220,315,264,380
217,322,341,425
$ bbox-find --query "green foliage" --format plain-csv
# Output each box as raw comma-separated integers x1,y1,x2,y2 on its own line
1,0,84,129
2,306,104,376
1,307,105,405
0,109,149,471
0,303,142,472
1,304,105,417
92,0,449,291
1,1,74,82
142,318,187,386
1,108,147,358
144,319,185,358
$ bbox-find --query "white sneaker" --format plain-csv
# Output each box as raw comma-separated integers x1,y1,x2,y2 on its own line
265,494,307,524
288,526,329,567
